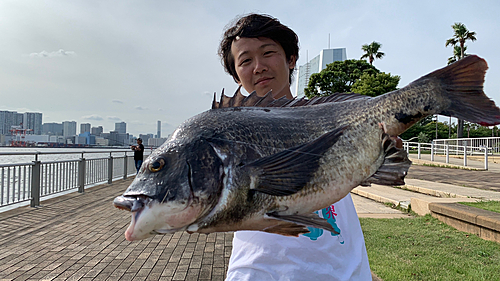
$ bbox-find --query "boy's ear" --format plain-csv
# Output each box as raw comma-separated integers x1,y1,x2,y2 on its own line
288,55,297,69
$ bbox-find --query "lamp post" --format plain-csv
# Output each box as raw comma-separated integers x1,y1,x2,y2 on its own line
435,115,438,139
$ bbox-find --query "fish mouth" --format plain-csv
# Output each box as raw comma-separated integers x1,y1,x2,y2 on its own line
114,194,198,241
113,195,151,212
114,195,154,241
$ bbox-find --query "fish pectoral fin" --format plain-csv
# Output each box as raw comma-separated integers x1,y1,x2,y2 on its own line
262,222,311,237
361,133,412,186
246,126,347,196
265,212,339,235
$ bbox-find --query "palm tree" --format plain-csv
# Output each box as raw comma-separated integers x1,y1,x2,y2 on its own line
446,23,476,59
445,22,477,138
360,41,385,65
448,45,467,65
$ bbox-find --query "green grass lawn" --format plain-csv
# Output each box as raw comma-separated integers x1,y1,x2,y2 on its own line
360,215,500,281
459,201,500,214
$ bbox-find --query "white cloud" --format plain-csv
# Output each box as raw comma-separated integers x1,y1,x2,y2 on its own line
112,99,124,104
107,116,121,121
135,106,148,110
82,114,103,121
29,49,76,58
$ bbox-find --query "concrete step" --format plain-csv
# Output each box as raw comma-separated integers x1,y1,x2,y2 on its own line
404,179,500,201
353,177,500,216
352,184,479,216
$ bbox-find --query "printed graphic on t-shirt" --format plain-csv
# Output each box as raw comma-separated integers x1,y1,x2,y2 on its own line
302,204,344,244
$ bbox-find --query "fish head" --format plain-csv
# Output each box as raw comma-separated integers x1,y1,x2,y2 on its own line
114,136,224,241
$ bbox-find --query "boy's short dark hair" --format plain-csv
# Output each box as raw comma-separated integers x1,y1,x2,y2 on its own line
218,14,299,84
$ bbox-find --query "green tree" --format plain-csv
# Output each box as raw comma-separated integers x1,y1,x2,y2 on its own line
351,72,400,97
400,118,454,142
417,132,430,143
446,23,476,59
304,59,378,98
360,41,385,65
445,22,477,138
464,122,498,138
448,45,468,65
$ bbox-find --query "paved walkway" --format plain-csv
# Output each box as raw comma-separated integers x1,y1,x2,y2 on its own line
0,179,232,281
1,156,499,280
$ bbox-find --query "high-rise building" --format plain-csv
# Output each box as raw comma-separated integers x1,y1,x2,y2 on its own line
23,112,43,135
0,110,23,135
295,48,347,97
80,123,91,134
63,121,77,138
42,122,63,135
91,126,103,136
102,131,129,146
115,122,126,134
157,120,161,139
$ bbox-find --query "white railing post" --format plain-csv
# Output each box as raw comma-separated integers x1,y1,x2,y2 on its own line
417,143,421,159
446,145,449,164
484,148,488,170
430,143,434,161
463,146,467,166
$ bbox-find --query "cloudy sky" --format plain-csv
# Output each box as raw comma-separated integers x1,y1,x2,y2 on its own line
2,0,500,137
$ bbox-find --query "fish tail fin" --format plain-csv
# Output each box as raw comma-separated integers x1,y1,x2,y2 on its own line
422,55,500,126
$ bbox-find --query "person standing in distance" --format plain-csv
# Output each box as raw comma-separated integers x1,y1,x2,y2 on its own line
131,138,144,173
218,14,372,281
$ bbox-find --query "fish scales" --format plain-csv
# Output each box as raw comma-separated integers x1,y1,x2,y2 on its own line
114,55,500,240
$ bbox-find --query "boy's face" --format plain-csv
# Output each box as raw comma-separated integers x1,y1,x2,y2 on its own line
231,37,296,99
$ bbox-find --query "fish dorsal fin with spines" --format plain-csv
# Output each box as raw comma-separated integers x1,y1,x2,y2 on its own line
211,86,371,109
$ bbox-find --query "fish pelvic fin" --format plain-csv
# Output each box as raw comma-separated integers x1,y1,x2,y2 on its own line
265,212,339,235
422,55,500,126
245,126,347,196
262,222,311,237
361,131,412,187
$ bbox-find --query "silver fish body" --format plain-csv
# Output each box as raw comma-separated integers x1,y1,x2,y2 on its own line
114,55,500,241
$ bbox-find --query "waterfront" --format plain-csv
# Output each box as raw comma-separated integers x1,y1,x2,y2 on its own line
0,147,152,210
0,147,149,165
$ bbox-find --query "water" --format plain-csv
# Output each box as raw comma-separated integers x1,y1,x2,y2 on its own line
0,147,150,210
0,147,136,164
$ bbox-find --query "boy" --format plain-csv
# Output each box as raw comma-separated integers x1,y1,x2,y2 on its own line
219,14,372,280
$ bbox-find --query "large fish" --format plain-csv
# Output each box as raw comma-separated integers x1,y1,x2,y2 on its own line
114,55,500,241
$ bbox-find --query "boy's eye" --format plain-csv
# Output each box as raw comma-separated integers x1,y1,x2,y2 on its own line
240,59,251,66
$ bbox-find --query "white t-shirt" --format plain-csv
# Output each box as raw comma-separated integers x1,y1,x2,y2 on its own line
226,194,371,281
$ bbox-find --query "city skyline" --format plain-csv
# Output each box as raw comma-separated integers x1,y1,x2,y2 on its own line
0,109,165,143
2,1,500,136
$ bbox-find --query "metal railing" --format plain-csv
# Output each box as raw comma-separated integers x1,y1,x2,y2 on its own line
434,137,500,154
403,141,494,170
0,150,147,208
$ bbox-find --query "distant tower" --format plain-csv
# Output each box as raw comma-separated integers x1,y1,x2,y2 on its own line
23,112,43,135
115,122,126,134
80,123,91,134
91,126,103,136
62,121,77,137
295,48,347,97
157,120,161,139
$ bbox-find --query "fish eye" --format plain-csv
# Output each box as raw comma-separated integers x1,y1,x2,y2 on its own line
149,159,165,172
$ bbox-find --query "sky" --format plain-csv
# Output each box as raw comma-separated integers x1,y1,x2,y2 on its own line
2,0,500,137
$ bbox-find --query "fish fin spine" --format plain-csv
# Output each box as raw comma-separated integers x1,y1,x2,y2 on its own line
361,132,412,186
